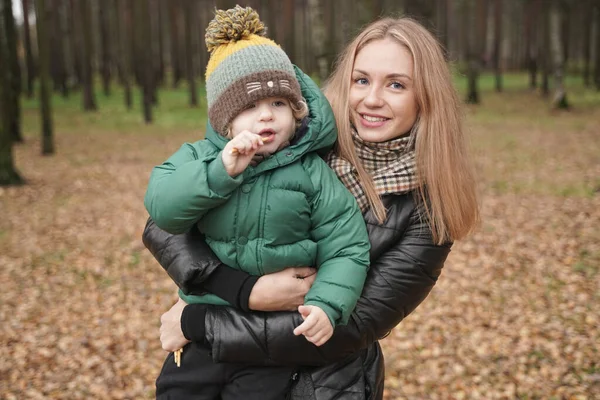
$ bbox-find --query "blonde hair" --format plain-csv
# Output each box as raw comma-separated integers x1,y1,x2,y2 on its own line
324,17,479,244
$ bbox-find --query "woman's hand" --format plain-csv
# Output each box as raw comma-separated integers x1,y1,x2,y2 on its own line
159,298,191,352
249,267,317,311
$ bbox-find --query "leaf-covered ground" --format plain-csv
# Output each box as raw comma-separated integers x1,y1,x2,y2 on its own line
1,88,599,399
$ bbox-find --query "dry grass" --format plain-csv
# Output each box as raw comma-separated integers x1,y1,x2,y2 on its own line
1,87,599,399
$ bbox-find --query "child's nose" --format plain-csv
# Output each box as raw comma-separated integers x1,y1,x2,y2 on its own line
258,106,273,120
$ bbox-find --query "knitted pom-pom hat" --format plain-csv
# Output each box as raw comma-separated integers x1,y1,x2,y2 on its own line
204,5,303,135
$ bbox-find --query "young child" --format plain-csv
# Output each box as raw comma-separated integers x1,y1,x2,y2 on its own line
145,6,370,399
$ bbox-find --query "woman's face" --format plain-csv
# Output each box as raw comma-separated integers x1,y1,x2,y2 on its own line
349,38,418,142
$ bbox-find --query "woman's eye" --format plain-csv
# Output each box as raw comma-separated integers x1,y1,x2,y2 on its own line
354,77,368,85
390,82,405,90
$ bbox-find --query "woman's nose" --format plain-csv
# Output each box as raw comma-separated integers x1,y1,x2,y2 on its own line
364,87,384,107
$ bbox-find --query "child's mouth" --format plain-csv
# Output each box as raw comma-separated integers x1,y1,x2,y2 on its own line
258,129,276,142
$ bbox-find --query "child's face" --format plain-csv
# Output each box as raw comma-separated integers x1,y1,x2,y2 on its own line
230,97,296,155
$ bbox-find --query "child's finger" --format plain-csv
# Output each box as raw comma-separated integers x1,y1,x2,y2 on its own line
235,138,255,154
304,332,324,345
293,316,316,336
298,305,312,319
252,135,264,148
240,134,257,150
240,131,263,146
313,333,332,347
301,323,324,338
233,134,263,154
307,327,333,347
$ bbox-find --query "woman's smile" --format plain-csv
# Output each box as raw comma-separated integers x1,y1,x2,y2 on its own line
358,113,390,128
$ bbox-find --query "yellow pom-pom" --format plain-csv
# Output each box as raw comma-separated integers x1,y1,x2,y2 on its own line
205,6,266,53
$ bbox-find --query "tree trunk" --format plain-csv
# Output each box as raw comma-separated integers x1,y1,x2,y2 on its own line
593,2,600,89
436,0,449,56
111,0,122,85
148,0,158,105
465,0,481,104
282,0,296,62
307,0,330,83
525,0,539,90
300,0,316,75
493,0,503,92
336,0,352,51
325,0,336,79
549,0,568,108
265,0,280,43
184,0,197,107
50,0,68,97
22,0,35,98
2,0,23,143
77,0,97,110
196,0,210,80
120,0,132,110
99,3,111,96
540,1,550,97
69,0,81,86
582,0,592,86
57,0,70,97
293,0,306,72
371,0,384,18
560,2,570,66
35,0,55,155
155,0,165,86
216,0,237,9
59,0,74,93
135,0,153,122
446,0,458,62
0,0,24,184
168,1,182,88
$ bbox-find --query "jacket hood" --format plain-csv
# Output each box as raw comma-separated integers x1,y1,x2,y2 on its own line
204,66,337,175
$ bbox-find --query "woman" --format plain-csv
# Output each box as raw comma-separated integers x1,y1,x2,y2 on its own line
145,17,479,399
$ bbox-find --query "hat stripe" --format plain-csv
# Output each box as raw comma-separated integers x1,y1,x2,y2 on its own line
205,34,277,78
206,44,296,105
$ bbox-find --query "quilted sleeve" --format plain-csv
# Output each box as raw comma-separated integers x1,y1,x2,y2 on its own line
144,141,243,234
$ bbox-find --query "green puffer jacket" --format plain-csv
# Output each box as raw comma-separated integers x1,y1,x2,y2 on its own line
144,67,370,326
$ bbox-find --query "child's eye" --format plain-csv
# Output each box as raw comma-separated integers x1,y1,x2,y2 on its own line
243,103,256,111
354,78,368,85
390,81,405,90
273,100,286,107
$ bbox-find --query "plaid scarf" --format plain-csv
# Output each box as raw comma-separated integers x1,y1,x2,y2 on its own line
328,127,419,213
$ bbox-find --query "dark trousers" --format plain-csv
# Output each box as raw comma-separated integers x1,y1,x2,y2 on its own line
156,342,295,400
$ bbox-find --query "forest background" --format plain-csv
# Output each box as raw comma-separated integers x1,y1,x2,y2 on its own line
1,0,599,399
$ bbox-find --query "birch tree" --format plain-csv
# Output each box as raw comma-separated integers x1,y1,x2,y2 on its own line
0,0,23,184
1,0,23,142
549,0,568,108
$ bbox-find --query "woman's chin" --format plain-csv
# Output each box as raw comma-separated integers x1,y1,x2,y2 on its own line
355,128,387,143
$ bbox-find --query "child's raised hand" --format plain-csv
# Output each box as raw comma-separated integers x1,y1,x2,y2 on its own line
222,130,266,177
293,305,333,347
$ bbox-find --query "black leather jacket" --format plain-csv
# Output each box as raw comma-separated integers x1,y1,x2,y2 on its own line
143,193,451,400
